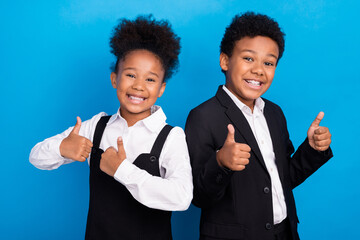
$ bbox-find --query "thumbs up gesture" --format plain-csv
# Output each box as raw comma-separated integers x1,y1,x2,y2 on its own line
307,112,332,151
60,117,93,162
216,124,251,171
100,137,127,177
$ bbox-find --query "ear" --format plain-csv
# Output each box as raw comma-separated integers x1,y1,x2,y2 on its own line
219,52,229,72
110,72,117,89
158,82,166,98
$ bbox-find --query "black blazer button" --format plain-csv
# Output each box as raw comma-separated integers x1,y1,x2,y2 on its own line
265,223,272,230
215,174,223,183
150,156,157,162
264,187,270,194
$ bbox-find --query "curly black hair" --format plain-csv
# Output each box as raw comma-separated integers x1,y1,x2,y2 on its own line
110,15,181,82
220,12,285,63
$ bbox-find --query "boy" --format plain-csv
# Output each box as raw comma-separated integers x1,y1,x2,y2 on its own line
185,12,332,240
30,15,193,240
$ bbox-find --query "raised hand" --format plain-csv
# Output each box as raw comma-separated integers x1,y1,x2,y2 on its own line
307,112,332,151
100,137,127,177
216,124,251,171
60,116,93,162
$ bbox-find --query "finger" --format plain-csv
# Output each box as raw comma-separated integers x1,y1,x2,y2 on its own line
232,164,246,171
315,138,332,148
80,138,92,150
81,152,90,160
315,145,330,152
239,152,251,160
105,146,117,153
226,124,235,143
230,153,250,164
117,137,126,159
72,116,82,135
311,112,324,128
314,133,331,142
84,146,92,155
238,143,251,152
314,127,329,135
79,155,86,162
237,157,250,166
314,130,331,141
85,139,93,148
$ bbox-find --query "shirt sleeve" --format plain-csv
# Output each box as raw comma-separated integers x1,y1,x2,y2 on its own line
29,112,106,170
114,126,193,211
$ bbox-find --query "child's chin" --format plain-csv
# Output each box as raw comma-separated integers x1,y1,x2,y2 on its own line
127,107,152,115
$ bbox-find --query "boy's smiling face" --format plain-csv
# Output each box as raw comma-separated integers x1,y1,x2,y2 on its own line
220,36,279,110
111,49,166,126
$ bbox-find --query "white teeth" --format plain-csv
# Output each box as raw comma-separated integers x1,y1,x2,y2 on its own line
246,80,261,86
129,95,144,101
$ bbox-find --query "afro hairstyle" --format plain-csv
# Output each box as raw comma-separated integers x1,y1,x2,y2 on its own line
220,12,285,63
110,15,181,82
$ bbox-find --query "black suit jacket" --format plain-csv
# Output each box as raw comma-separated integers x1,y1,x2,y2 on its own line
185,86,333,240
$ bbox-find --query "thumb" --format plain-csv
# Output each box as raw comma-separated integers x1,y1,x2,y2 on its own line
310,112,324,128
117,137,126,159
71,116,81,134
225,124,235,143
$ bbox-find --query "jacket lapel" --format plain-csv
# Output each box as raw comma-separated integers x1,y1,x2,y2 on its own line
215,86,268,172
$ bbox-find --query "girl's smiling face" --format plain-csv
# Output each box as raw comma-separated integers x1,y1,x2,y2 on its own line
220,36,279,111
111,49,166,126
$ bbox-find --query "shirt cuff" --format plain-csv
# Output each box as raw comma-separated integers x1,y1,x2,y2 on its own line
54,138,64,158
114,159,135,184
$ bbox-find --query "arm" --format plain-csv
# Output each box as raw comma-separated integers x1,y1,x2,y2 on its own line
100,127,193,211
185,109,235,208
29,113,105,170
279,111,333,188
289,138,332,189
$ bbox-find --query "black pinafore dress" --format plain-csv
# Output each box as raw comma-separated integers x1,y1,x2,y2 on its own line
85,116,173,240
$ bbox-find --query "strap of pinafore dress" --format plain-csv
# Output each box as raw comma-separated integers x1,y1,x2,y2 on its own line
149,124,174,160
92,115,111,149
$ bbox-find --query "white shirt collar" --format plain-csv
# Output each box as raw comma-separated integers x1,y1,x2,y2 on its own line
222,85,265,115
108,105,166,133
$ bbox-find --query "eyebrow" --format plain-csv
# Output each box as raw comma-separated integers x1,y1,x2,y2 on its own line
240,49,278,60
123,67,160,78
148,71,160,78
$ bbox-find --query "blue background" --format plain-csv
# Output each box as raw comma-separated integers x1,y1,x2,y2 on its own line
1,0,359,239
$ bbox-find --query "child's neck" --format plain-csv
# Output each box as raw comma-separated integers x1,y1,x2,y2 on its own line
238,99,255,113
247,102,255,113
120,108,151,127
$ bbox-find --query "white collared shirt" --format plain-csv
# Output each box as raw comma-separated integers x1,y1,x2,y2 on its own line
29,106,193,211
223,85,287,224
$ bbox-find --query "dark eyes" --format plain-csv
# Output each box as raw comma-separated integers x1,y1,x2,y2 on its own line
264,62,274,66
243,57,274,67
243,57,253,62
126,74,156,82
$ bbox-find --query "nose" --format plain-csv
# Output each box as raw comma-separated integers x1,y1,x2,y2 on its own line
132,78,144,91
251,62,264,76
